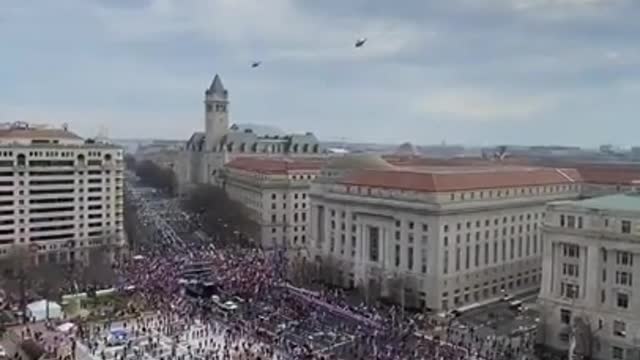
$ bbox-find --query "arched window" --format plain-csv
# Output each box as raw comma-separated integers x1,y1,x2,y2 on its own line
292,144,299,153
104,153,112,162
251,143,258,152
239,143,246,152
76,154,85,166
226,142,234,152
17,154,26,167
302,144,309,153
313,144,319,153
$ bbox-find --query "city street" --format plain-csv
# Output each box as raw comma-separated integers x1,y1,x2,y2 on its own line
118,172,536,359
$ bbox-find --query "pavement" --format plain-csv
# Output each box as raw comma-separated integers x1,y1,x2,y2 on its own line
76,315,283,360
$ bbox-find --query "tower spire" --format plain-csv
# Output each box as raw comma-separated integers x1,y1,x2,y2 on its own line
207,74,226,95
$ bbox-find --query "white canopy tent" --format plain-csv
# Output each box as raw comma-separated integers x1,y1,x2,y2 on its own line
26,300,63,321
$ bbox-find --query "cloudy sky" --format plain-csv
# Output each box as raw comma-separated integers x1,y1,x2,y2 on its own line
1,0,639,146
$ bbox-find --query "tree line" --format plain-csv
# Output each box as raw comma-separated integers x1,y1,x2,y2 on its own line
135,160,178,195
125,154,259,246
182,184,260,246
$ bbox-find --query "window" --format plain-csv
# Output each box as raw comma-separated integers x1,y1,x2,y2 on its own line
407,247,414,270
368,227,380,262
613,320,626,337
560,309,571,325
560,214,566,227
395,245,401,267
616,271,633,286
562,263,579,277
443,250,449,274
561,282,579,299
567,215,575,228
577,216,583,229
502,240,506,261
455,247,461,271
612,346,624,360
563,244,580,258
616,251,633,266
465,246,470,269
622,220,631,234
484,243,489,265
617,293,629,309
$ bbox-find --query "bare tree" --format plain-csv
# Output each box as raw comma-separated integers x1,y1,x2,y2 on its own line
184,184,260,246
288,256,316,287
124,154,136,170
135,160,177,195
317,256,343,286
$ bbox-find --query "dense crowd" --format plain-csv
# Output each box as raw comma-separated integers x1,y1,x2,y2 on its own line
112,180,535,360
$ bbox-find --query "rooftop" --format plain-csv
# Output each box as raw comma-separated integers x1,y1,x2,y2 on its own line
0,125,82,141
326,153,394,170
561,193,640,213
225,157,326,175
577,166,640,185
339,167,581,192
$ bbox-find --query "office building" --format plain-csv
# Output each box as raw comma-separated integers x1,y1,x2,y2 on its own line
0,122,125,265
539,194,640,360
309,154,582,310
222,157,324,251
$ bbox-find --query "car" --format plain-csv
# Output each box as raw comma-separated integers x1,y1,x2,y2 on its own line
502,293,515,302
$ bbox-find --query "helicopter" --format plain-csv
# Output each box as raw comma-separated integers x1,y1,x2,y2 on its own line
355,38,367,48
251,61,262,68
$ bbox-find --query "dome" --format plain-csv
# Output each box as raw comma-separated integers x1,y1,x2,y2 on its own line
395,142,419,156
326,153,394,170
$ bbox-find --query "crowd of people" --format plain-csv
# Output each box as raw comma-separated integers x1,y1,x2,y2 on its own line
99,177,537,360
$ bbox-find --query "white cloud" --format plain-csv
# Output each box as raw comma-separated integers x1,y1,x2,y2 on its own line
414,88,559,121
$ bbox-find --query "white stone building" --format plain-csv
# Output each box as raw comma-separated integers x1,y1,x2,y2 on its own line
309,154,582,310
222,157,324,250
0,122,125,265
179,75,323,188
539,194,640,360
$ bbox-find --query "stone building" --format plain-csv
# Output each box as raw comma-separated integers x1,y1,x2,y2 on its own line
179,75,323,188
222,157,325,250
539,193,640,360
309,154,582,310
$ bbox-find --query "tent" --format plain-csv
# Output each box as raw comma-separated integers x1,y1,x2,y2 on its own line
26,300,63,322
57,322,75,333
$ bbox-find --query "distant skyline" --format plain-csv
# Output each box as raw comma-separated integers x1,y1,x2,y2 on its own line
1,0,639,147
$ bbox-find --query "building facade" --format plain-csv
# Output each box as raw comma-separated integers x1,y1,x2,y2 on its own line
222,157,324,251
309,154,582,310
179,75,323,188
539,194,640,360
0,122,125,265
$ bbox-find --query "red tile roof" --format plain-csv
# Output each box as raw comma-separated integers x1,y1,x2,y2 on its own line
225,157,325,175
383,155,535,167
578,166,640,185
340,167,581,192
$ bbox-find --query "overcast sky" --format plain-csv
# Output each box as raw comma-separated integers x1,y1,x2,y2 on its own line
1,0,639,147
